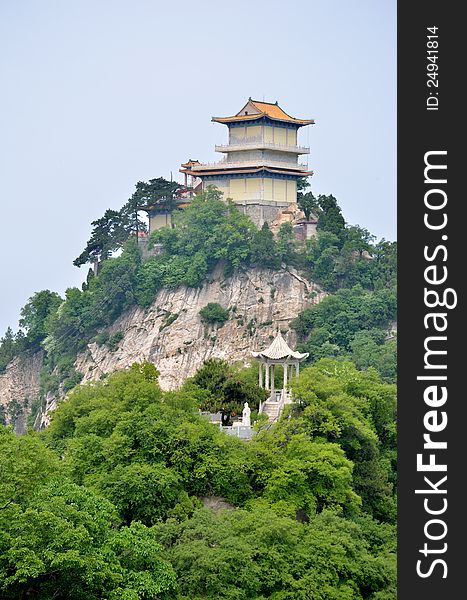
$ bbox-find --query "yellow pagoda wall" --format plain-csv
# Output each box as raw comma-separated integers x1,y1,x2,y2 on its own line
246,177,261,197
268,178,296,203
263,126,297,146
263,126,274,143
286,179,297,202
263,178,273,201
205,178,229,195
286,128,297,145
246,125,261,139
274,127,287,145
207,177,297,205
228,178,244,200
229,124,298,146
227,178,262,202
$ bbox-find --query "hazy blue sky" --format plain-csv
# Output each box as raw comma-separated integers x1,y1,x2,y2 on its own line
0,0,396,335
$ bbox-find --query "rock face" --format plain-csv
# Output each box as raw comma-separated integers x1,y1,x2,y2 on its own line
9,267,324,430
0,352,43,434
74,266,324,391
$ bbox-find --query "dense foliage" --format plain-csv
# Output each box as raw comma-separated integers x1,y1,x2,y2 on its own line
137,188,255,303
292,285,397,382
0,291,61,373
1,359,396,598
0,427,177,599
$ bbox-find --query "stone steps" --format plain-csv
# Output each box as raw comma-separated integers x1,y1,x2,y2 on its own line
262,401,282,423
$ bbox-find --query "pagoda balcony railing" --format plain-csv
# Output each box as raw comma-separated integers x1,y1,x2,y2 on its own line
192,159,309,172
216,138,309,154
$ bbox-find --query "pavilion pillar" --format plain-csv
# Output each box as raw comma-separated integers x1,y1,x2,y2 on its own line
283,362,288,391
270,365,275,398
265,362,270,390
295,362,300,377
258,363,263,388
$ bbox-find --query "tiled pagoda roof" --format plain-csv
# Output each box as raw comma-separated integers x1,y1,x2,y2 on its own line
212,99,314,126
252,331,309,361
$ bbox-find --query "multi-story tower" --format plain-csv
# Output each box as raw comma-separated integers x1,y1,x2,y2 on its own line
180,98,314,226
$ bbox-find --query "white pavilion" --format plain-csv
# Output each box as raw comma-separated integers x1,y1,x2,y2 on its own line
252,331,309,422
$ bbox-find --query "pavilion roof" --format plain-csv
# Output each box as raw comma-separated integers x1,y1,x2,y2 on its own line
181,159,201,168
252,331,309,362
212,99,314,127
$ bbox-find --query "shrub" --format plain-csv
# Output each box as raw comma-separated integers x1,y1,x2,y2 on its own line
107,331,124,352
199,303,229,326
160,313,179,330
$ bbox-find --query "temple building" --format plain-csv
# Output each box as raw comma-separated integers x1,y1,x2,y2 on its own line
180,98,314,226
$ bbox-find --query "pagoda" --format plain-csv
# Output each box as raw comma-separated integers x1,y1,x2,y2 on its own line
180,98,314,226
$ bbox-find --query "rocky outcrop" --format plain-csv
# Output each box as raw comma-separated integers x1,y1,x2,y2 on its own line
0,351,43,434
74,266,324,392
16,267,324,430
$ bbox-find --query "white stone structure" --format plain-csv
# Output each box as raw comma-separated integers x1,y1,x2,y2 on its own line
252,331,309,423
242,402,251,427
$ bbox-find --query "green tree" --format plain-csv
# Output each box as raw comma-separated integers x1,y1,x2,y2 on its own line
0,428,60,510
0,478,177,599
150,187,255,274
126,177,181,218
291,359,396,522
73,209,131,268
344,225,376,257
313,245,340,290
249,222,280,268
298,190,318,220
350,330,397,383
372,239,397,289
187,358,267,415
199,303,229,326
317,194,346,239
43,362,253,514
154,507,395,600
74,177,181,270
46,241,141,358
277,222,298,264
0,351,397,599
95,462,183,525
0,328,16,373
19,290,62,350
297,176,318,220
292,285,397,375
260,435,360,516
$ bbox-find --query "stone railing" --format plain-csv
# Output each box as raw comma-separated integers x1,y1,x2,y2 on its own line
221,424,254,440
216,139,310,154
276,391,286,419
193,159,309,171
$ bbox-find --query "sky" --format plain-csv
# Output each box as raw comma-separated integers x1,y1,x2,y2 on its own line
0,0,396,336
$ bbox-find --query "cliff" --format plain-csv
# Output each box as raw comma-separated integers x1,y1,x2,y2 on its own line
77,266,322,387
0,351,43,434
2,267,324,430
